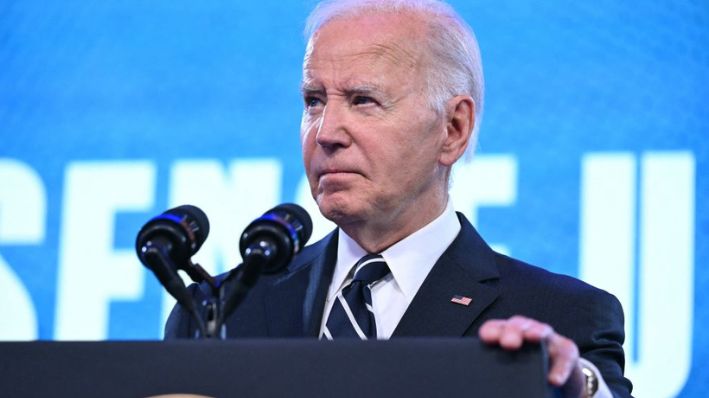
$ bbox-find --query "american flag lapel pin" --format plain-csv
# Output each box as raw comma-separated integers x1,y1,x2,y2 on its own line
450,295,473,306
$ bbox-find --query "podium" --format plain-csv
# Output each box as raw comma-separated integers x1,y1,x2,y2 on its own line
0,339,557,397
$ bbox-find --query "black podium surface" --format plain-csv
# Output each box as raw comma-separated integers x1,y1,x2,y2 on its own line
0,339,556,397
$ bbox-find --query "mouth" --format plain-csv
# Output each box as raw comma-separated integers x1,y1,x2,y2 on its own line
318,168,361,178
317,169,363,186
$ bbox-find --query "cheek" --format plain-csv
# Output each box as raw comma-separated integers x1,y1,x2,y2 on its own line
383,128,441,184
300,128,320,192
300,119,315,161
299,114,312,146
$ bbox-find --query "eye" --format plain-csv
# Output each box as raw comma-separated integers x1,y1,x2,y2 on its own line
304,96,324,109
352,96,377,106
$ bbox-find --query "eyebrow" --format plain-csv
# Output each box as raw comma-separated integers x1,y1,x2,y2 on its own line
300,82,322,94
300,83,384,96
345,84,384,96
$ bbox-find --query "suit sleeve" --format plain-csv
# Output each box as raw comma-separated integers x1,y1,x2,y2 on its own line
574,289,633,398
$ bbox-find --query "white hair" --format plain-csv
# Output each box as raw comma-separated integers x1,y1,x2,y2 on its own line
304,0,485,147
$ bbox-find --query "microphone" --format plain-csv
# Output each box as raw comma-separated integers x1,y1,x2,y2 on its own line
135,205,212,308
136,205,212,337
238,203,313,274
136,205,209,266
220,203,312,324
135,205,214,285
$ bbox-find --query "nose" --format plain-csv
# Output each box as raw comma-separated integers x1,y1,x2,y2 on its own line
315,101,352,150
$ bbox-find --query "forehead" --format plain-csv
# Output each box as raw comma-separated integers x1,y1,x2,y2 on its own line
302,12,429,83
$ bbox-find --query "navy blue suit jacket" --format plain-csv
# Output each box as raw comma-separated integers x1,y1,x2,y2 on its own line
165,213,632,397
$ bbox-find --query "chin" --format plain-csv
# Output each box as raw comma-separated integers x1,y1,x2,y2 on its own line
316,195,364,226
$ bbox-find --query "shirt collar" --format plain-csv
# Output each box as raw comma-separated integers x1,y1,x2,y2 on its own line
330,201,461,302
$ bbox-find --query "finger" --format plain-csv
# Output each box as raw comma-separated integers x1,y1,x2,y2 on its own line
498,315,535,349
478,319,506,343
521,321,554,343
546,333,580,386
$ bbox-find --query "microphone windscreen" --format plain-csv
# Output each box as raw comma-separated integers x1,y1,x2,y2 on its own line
164,204,210,253
272,203,312,251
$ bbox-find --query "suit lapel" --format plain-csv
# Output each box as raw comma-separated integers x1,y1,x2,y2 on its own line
264,231,338,337
393,214,500,337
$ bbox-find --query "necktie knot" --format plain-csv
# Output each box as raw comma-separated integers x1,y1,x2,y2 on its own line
352,254,390,285
322,254,391,340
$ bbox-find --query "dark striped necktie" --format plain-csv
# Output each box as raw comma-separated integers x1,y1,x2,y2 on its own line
322,254,391,340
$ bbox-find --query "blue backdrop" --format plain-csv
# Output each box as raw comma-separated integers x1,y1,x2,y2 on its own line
1,1,706,397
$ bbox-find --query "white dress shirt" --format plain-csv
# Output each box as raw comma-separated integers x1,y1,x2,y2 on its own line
319,201,460,339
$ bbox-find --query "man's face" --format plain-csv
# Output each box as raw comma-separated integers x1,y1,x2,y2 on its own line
300,12,449,234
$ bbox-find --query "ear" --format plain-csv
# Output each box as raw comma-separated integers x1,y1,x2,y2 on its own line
439,95,475,167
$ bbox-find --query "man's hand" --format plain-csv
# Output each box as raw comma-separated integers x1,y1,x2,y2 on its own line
479,316,586,397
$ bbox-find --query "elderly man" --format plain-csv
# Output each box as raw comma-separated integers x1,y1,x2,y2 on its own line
166,1,632,396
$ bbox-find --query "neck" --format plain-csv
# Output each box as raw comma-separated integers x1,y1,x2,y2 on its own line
340,193,449,254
